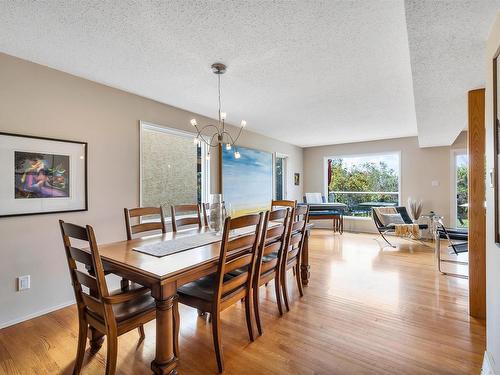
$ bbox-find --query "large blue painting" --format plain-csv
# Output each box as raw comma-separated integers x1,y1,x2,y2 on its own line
222,146,273,216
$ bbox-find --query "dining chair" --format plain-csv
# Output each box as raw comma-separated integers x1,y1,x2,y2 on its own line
59,220,156,375
271,199,297,210
281,205,310,312
124,206,167,240
123,206,166,289
171,204,203,232
252,208,290,335
173,212,264,373
202,202,210,227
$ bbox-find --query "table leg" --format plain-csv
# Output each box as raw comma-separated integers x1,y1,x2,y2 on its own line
151,295,177,375
88,327,104,354
300,229,311,286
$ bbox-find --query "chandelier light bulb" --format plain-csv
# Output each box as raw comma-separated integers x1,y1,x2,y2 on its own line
194,137,200,145
240,120,247,128
226,143,232,150
221,112,227,120
234,151,241,159
190,118,197,126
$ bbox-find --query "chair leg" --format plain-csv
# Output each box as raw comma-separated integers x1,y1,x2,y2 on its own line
274,274,284,316
120,278,129,291
379,231,396,248
281,268,290,312
173,299,180,358
211,311,224,373
295,263,304,297
253,284,263,336
105,333,118,375
137,325,145,344
244,292,255,341
73,317,88,375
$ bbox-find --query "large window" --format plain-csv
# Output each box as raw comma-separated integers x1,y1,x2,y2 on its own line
326,153,400,217
140,122,209,216
454,152,468,228
274,153,288,200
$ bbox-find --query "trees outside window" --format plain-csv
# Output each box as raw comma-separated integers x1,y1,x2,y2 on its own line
327,153,400,217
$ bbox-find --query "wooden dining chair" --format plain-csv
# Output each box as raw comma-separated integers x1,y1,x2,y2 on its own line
123,206,166,289
59,220,156,375
271,199,297,210
281,205,310,312
252,208,290,336
173,212,264,373
171,204,203,232
124,206,167,240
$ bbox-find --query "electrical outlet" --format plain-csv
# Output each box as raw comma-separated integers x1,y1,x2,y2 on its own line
18,275,30,291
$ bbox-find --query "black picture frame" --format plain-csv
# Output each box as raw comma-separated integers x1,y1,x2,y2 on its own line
294,173,300,186
0,131,88,218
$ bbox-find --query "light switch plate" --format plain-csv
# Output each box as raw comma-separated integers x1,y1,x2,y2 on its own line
18,275,30,291
431,180,439,187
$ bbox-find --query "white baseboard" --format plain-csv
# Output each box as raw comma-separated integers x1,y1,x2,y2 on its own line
482,351,496,375
0,299,75,330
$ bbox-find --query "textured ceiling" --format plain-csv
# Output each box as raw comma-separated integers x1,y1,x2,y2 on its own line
405,0,500,147
0,1,497,147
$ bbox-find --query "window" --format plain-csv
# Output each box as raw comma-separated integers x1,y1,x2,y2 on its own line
326,153,400,217
274,153,287,200
454,152,468,228
140,122,209,216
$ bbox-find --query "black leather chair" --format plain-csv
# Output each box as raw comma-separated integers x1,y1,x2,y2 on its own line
372,206,428,247
436,219,468,279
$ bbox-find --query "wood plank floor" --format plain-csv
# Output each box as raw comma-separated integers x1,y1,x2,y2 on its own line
0,230,485,374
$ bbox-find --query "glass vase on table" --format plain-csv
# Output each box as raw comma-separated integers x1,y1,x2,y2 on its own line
208,194,225,234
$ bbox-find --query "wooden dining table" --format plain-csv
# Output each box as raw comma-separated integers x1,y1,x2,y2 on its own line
90,225,312,374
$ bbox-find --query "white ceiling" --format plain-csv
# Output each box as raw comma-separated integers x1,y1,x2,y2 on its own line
405,0,500,147
0,1,497,148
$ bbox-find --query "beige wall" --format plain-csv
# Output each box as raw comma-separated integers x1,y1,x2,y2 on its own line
303,133,467,232
0,52,303,328
485,12,500,374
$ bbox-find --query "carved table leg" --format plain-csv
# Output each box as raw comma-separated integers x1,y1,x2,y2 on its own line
300,229,311,286
151,295,177,375
88,327,104,354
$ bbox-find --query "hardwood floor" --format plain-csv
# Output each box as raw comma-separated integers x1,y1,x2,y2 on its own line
0,230,485,374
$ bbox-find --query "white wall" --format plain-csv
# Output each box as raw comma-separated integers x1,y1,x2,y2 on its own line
485,12,500,375
0,52,303,328
303,134,467,232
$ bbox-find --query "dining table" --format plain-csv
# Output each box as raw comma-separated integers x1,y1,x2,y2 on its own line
88,224,312,374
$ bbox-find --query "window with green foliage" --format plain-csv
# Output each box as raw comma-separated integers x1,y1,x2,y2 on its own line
455,154,468,228
326,153,400,217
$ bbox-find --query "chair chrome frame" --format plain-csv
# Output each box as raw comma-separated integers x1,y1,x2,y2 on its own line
435,219,468,279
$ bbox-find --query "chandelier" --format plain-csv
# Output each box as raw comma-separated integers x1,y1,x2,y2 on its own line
191,63,246,160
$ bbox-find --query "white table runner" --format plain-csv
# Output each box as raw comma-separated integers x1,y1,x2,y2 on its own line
133,231,222,257
132,226,265,258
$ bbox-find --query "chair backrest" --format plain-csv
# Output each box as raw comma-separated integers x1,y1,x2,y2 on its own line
255,208,290,280
59,220,113,324
284,205,310,264
372,208,385,229
395,206,413,224
271,200,297,210
215,213,263,310
124,206,166,240
171,204,203,232
202,202,209,227
436,219,468,255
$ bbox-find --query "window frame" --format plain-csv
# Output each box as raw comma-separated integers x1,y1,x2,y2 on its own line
323,151,401,218
273,152,288,200
139,121,210,215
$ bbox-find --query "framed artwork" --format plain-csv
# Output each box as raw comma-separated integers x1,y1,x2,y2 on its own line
294,173,300,186
0,132,87,218
494,51,500,243
221,145,273,217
